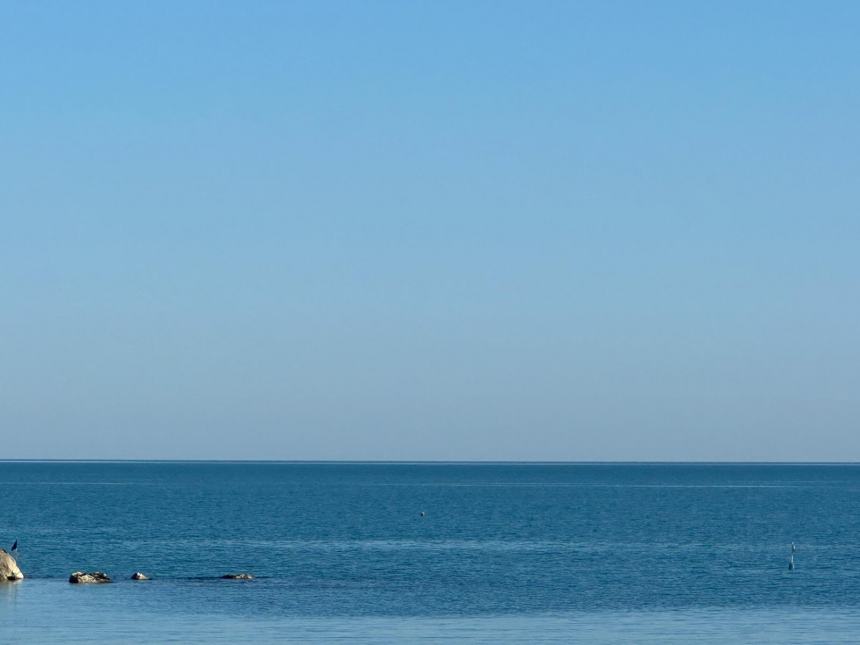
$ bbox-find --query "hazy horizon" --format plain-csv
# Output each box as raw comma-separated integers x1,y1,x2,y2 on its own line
2,1,858,461
4,459,860,465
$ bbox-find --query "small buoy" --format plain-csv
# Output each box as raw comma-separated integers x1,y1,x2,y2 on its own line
419,511,426,517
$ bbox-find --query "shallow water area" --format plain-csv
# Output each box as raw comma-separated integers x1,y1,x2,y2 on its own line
4,581,860,643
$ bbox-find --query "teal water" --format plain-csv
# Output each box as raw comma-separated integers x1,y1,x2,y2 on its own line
2,462,860,642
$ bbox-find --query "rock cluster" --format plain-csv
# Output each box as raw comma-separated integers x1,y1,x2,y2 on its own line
15,560,255,584
69,571,112,584
0,549,23,581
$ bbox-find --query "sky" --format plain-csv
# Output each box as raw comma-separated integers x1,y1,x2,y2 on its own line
1,1,858,460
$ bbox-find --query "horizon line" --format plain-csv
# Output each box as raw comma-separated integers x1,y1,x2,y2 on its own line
1,459,859,465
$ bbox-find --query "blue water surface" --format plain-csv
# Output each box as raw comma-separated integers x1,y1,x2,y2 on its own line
1,462,860,642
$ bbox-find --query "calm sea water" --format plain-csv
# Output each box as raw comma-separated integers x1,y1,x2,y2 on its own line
2,462,860,642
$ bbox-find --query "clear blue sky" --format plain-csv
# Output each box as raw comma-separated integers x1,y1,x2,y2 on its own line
1,1,858,460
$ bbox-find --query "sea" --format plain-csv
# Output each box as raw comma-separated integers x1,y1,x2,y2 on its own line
1,462,860,642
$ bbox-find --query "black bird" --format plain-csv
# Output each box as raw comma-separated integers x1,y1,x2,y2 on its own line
10,540,17,552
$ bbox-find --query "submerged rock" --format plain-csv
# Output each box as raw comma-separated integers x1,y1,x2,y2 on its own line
221,573,254,580
0,548,23,581
69,571,112,584
130,572,149,580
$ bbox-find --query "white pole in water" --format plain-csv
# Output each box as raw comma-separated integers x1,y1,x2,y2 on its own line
788,551,795,571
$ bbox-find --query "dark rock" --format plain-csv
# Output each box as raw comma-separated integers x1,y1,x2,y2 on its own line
130,572,149,580
69,571,112,584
